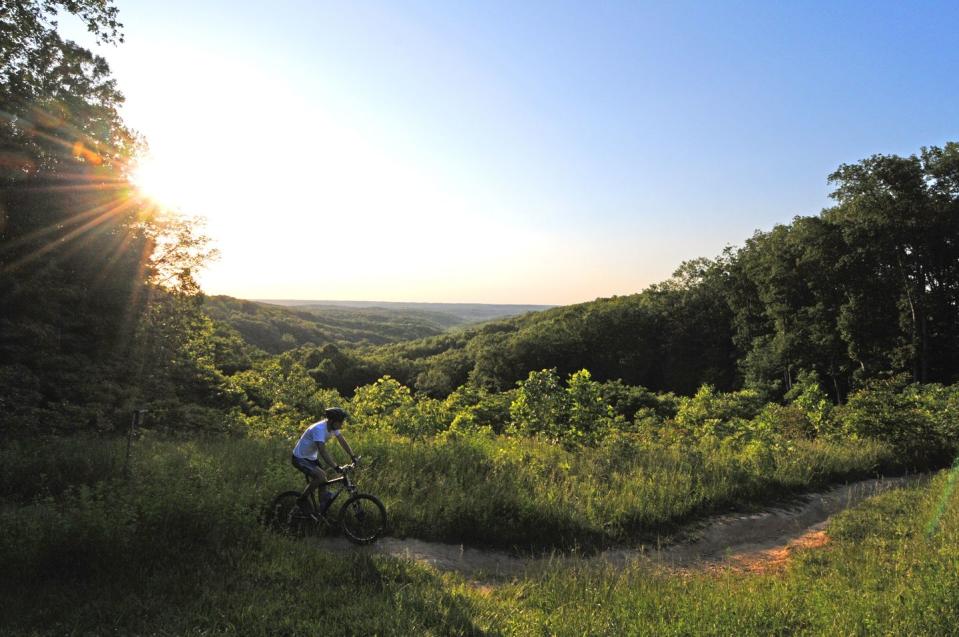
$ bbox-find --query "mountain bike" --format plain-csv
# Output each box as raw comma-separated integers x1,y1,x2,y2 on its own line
268,458,387,545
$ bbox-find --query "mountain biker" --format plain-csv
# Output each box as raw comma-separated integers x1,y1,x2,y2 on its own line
291,407,357,516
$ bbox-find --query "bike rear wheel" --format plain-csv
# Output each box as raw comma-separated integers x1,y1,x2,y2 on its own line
338,494,387,545
270,490,313,537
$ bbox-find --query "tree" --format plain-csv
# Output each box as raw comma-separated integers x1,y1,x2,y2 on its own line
1,0,130,176
827,145,959,383
0,1,225,431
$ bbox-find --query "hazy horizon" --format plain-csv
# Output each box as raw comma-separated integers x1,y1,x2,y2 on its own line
254,298,555,307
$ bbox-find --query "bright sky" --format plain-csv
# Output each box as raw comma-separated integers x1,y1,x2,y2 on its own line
66,1,959,304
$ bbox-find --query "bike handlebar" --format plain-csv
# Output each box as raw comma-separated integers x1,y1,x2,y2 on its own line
337,456,364,473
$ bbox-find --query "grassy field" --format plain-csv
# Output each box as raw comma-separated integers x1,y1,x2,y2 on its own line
0,433,956,635
482,466,959,635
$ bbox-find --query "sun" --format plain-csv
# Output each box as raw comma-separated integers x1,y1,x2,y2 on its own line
130,155,191,210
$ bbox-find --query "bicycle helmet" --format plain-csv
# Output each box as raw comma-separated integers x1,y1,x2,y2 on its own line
324,407,349,426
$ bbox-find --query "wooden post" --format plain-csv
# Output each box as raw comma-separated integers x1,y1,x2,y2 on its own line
124,409,147,478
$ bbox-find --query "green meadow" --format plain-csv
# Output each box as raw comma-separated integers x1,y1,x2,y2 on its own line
1,435,956,636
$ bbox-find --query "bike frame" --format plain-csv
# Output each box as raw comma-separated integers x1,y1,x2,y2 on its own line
272,459,386,544
303,466,360,516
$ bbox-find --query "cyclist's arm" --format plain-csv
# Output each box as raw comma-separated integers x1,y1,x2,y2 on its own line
334,431,357,462
316,442,338,471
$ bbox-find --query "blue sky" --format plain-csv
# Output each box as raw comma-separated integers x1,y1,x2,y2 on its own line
68,1,959,303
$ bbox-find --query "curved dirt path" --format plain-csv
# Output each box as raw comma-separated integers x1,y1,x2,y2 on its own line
313,475,923,578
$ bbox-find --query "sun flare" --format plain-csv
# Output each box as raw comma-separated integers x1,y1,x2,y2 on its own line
131,156,187,209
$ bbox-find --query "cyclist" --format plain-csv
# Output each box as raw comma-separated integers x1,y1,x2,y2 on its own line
291,407,357,516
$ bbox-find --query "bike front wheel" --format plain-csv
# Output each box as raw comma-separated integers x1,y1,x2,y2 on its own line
338,494,387,545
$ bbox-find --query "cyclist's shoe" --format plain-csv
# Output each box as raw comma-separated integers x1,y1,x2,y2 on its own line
318,491,335,513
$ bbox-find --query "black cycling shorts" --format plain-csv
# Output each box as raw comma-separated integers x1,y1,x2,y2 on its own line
291,454,322,479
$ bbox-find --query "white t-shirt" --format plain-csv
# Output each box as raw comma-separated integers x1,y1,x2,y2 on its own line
292,419,342,460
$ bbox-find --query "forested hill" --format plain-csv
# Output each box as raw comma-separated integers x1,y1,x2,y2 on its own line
295,145,959,399
303,279,737,397
260,299,553,324
203,296,467,354
203,296,552,355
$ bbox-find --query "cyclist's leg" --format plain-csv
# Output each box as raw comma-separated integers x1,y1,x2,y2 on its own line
291,455,328,505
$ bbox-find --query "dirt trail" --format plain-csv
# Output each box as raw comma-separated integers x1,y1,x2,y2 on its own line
314,475,923,578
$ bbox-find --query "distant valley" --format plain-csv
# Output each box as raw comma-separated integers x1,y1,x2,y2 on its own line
256,299,554,324
203,296,553,356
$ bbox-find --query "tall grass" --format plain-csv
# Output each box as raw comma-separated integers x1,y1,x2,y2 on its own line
1,430,895,557
356,429,895,548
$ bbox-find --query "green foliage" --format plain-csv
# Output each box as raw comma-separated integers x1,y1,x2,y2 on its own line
674,385,765,438
835,376,959,465
598,379,677,423
750,402,814,440
349,376,417,434
508,369,620,446
785,369,833,435
566,369,620,445
229,354,324,436
510,368,568,440
444,384,514,433
232,361,957,474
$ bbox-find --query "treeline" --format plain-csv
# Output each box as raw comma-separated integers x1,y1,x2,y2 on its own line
292,145,959,401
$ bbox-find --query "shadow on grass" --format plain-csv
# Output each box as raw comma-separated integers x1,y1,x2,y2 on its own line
0,536,494,636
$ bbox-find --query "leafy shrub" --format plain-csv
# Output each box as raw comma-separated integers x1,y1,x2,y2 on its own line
784,370,833,435
350,376,417,433
751,403,815,440
836,376,959,465
673,385,765,437
566,369,620,445
445,386,515,433
230,354,320,415
598,380,677,422
510,369,568,439
510,369,619,446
